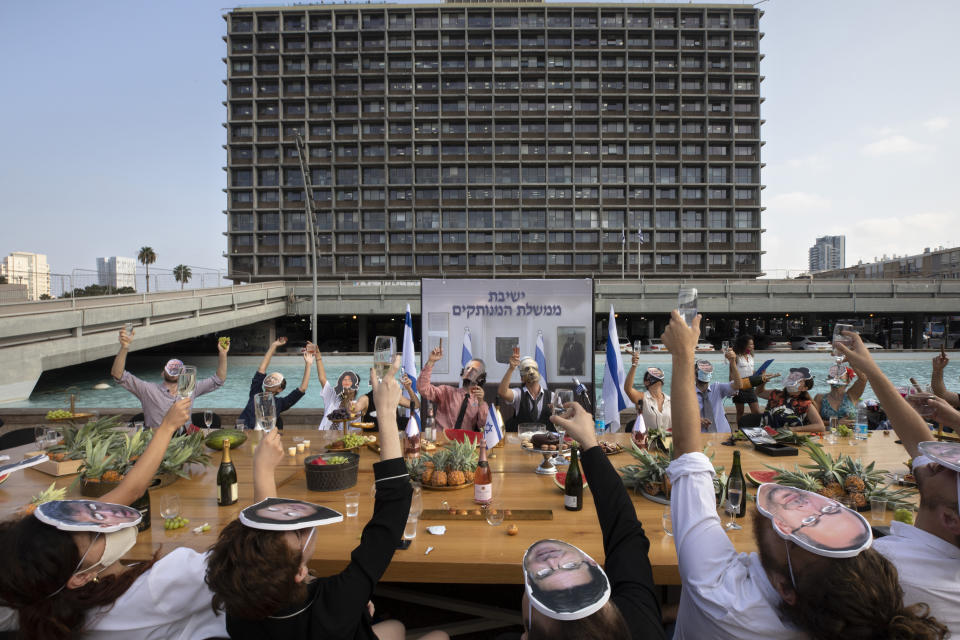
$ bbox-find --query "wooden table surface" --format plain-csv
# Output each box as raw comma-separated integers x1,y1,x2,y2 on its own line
0,430,915,585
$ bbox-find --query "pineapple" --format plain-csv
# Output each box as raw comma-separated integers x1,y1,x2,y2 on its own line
431,450,450,487
447,440,478,486
420,453,435,485
80,438,116,483
406,456,426,482
839,456,870,494
801,443,846,499
23,482,67,515
771,465,824,493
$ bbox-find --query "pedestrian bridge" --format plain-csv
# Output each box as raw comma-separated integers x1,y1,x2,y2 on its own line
2,278,960,403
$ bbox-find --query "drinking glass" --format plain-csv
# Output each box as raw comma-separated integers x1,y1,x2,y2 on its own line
45,429,60,448
870,498,888,523
124,322,134,335
724,477,743,531
345,491,360,517
203,410,214,429
373,336,397,382
678,287,698,327
34,427,48,450
662,509,673,537
552,390,573,460
825,417,838,445
159,494,182,521
134,421,145,431
907,387,936,418
404,513,419,539
410,483,423,517
721,340,730,353
485,502,505,526
633,339,642,354
832,324,855,357
254,392,277,433
176,366,197,399
235,419,246,430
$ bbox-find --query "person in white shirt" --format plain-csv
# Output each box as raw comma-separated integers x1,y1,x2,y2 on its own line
837,333,960,636
624,356,672,433
694,350,741,433
498,347,552,431
661,310,949,640
731,334,760,425
315,353,361,430
0,399,228,640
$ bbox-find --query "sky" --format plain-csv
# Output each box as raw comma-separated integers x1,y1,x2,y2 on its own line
1,0,958,282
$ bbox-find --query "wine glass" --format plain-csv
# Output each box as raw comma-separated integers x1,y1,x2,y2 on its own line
203,410,214,430
254,392,277,433
374,336,397,382
678,287,698,327
160,494,181,522
34,426,49,451
177,366,197,399
724,477,743,531
829,324,855,383
552,390,574,464
410,482,423,517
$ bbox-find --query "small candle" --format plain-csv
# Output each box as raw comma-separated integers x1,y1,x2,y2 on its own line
297,442,305,452
288,446,297,456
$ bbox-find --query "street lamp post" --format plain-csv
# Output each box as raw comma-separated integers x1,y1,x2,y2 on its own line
295,135,319,347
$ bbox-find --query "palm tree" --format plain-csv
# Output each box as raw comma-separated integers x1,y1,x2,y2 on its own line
173,264,192,290
138,247,157,292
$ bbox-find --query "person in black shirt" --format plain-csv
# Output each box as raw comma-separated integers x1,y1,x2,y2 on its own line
206,357,449,640
237,337,313,431
513,402,666,640
499,347,553,432
354,372,420,431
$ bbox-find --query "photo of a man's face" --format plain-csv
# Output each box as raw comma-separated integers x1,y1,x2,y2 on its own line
35,500,141,532
521,539,610,619
918,441,960,469
240,498,343,531
524,540,595,592
756,484,870,555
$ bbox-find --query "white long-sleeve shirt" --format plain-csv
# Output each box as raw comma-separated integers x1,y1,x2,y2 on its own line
667,452,807,640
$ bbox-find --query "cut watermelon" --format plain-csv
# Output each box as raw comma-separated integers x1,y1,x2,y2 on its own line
746,470,777,487
553,471,588,490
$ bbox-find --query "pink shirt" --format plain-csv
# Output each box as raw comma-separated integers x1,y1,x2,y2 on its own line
418,363,489,431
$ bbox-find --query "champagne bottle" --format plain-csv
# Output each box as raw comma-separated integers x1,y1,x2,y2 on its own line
217,440,238,506
131,489,151,532
564,445,584,511
728,450,747,518
473,436,492,505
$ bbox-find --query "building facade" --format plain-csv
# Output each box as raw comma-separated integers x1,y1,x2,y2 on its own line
812,245,960,280
97,256,137,290
223,2,764,281
808,235,844,273
0,252,51,300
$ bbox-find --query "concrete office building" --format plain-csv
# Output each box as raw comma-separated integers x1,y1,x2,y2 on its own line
223,2,764,281
808,235,845,273
813,245,960,281
0,252,51,301
97,256,137,290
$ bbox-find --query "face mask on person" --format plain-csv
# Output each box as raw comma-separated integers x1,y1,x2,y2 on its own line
519,358,540,385
695,361,713,384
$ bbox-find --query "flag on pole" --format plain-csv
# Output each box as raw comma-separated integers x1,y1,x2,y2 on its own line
461,327,473,369
402,304,421,437
484,403,504,450
621,229,626,245
632,412,647,434
535,330,549,392
637,230,645,245
603,305,627,432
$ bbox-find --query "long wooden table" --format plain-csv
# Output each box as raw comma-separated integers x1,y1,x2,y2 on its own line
0,431,915,585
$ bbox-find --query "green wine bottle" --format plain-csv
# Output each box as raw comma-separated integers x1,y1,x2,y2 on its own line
217,440,238,506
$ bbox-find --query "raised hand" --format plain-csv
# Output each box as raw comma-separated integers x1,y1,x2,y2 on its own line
724,348,736,363
372,355,403,416
272,337,288,349
509,347,521,369
661,309,701,355
159,398,191,433
932,352,950,373
119,328,133,348
551,402,598,450
835,332,878,377
428,341,443,364
929,396,960,428
631,349,640,367
253,428,284,472
302,349,315,365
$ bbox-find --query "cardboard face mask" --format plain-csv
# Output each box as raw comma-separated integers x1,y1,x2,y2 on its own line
755,483,872,558
644,367,665,385
521,539,611,621
826,365,849,386
519,357,540,384
916,441,960,503
784,368,811,393
240,498,343,531
695,361,714,383
34,500,142,533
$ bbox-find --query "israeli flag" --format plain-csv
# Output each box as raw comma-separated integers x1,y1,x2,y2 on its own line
402,304,421,437
484,403,504,450
535,330,549,392
603,305,627,432
637,230,645,245
461,327,473,369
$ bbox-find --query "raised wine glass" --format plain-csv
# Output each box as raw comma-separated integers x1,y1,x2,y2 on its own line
678,287,698,327
724,476,743,531
373,336,397,382
254,392,277,434
829,324,855,384
552,390,573,464
177,366,197,400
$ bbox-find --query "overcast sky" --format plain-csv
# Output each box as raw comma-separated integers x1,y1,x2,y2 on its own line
2,0,958,280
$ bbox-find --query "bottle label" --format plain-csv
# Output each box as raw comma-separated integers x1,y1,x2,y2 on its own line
474,483,492,503
219,482,238,505
564,495,580,508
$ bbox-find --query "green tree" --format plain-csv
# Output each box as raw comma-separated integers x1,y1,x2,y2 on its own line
137,247,157,292
39,293,52,300
173,264,192,290
0,275,7,284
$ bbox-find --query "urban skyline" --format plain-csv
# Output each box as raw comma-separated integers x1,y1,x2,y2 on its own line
2,1,959,280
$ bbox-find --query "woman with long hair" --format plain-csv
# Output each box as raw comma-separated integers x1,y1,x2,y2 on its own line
731,335,760,424
0,399,227,640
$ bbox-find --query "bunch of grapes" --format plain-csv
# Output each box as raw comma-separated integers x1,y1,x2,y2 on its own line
46,410,73,419
164,516,189,530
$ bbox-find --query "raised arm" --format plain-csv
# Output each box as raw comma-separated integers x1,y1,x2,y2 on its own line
847,366,868,403
252,429,284,502
313,344,328,388
216,337,230,381
837,332,931,457
931,352,959,408
298,349,314,393
498,350,519,404
111,329,133,381
624,351,644,406
102,398,191,505
724,348,741,391
661,310,701,458
400,373,419,410
257,337,287,374
372,356,403,461
417,342,443,402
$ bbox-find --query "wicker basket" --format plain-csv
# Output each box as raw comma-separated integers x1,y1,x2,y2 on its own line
304,453,359,492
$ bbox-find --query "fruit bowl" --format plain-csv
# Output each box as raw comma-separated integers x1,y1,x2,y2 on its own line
304,452,359,492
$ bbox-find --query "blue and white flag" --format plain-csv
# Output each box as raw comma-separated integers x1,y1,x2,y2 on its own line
535,330,549,392
484,403,504,450
461,327,473,369
402,304,421,437
603,305,627,432
637,230,645,245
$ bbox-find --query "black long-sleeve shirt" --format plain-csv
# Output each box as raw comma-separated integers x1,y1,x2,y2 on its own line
225,458,412,640
580,445,666,640
237,371,305,431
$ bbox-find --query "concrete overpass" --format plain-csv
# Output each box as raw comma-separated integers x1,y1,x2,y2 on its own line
0,282,289,403
3,277,959,402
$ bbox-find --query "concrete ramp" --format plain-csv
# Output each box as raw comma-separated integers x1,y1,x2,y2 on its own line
0,282,289,403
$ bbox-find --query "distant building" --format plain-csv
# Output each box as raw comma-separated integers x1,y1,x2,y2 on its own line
808,235,845,272
812,245,960,280
0,252,51,300
97,256,137,290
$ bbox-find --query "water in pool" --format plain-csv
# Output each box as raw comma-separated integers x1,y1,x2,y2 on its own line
8,351,957,411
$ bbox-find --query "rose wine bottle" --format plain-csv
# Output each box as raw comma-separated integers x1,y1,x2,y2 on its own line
564,445,583,511
473,437,492,505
